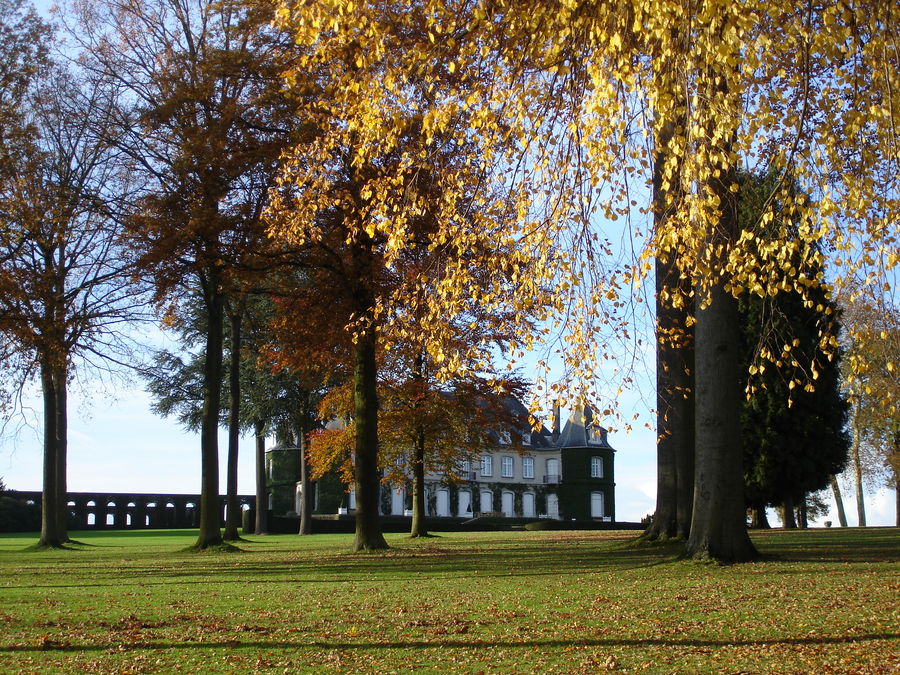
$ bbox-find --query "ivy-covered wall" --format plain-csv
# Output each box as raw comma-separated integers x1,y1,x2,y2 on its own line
266,446,301,515
558,447,615,520
438,480,555,517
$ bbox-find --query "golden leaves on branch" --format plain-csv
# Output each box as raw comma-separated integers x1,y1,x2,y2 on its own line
272,0,898,419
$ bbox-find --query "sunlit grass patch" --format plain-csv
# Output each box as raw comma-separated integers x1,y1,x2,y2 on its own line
1,527,897,672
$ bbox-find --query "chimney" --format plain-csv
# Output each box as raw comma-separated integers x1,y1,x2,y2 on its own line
552,401,560,441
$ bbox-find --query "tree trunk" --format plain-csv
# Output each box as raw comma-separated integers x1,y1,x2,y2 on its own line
409,351,429,538
798,497,808,529
894,472,900,528
195,275,225,549
686,281,758,561
782,494,797,528
298,411,313,536
55,368,69,542
644,50,693,543
38,360,64,548
830,475,848,527
254,420,268,535
410,429,428,537
684,62,757,562
851,405,866,526
223,305,243,541
351,329,388,551
650,253,695,541
749,505,770,529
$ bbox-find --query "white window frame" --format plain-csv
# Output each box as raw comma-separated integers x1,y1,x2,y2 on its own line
481,455,493,477
591,456,603,478
522,456,534,479
501,455,514,478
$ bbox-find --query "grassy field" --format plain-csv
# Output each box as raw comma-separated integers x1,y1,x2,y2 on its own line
0,528,897,674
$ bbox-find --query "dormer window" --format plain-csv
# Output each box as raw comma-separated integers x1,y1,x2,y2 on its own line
588,426,606,446
498,430,512,445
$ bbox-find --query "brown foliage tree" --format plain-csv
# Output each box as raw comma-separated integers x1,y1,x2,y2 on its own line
70,0,297,548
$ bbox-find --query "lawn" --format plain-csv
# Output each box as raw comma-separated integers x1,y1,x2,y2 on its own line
0,527,897,673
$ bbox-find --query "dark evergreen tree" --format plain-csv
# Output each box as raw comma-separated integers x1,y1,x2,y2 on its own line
737,173,850,524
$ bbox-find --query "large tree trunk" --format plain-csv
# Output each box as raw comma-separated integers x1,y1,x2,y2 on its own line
650,251,695,542
410,429,428,538
644,41,693,542
223,304,243,541
348,230,388,552
38,360,64,548
352,330,388,551
830,475,848,527
254,420,268,535
298,409,313,536
685,62,757,562
850,405,866,526
195,274,225,549
686,281,758,561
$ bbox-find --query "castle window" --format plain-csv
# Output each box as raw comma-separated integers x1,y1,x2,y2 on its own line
591,456,603,478
522,456,534,479
480,455,493,477
501,456,514,478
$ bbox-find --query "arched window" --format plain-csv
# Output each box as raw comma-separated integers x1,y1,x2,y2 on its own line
436,489,450,517
457,490,472,517
546,493,559,519
522,492,536,518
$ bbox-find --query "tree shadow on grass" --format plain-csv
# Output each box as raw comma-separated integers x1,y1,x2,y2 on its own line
751,528,900,563
180,542,243,554
2,544,683,591
3,632,897,654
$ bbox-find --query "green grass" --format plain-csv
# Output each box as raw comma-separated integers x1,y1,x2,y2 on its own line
0,528,897,673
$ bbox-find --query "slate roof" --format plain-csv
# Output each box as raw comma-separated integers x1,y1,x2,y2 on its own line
552,406,614,450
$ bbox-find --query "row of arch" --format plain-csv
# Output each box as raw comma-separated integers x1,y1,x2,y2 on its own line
13,492,255,530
